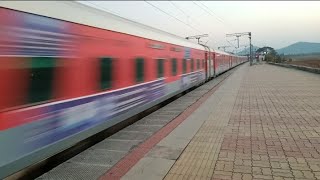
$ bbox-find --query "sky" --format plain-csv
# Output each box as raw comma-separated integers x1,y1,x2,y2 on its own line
79,1,320,52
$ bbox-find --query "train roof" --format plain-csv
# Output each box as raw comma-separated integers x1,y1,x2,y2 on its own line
211,49,230,55
0,1,205,51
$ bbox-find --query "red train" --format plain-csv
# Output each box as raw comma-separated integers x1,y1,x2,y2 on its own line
0,1,247,178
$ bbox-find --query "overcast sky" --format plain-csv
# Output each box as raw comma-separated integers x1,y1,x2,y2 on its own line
79,1,320,52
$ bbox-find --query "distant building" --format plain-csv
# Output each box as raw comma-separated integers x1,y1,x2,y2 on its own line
256,47,274,61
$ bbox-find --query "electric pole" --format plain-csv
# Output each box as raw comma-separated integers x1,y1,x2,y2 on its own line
249,32,252,66
226,32,253,66
236,35,240,48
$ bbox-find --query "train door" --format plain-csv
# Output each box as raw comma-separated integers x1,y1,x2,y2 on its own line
207,51,211,78
212,52,216,77
204,47,211,80
204,51,208,80
215,53,220,75
222,55,225,72
209,52,212,78
210,54,214,78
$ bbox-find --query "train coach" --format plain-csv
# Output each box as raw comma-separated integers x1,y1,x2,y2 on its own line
0,1,247,178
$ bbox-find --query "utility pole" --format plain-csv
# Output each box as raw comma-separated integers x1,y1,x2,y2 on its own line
186,34,212,78
249,32,252,66
236,35,240,48
226,32,253,66
185,34,209,44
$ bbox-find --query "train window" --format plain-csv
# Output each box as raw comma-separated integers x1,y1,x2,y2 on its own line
28,57,55,104
136,58,144,83
157,59,164,78
100,57,112,90
191,59,194,72
197,59,200,70
183,59,187,74
202,59,205,68
171,58,177,76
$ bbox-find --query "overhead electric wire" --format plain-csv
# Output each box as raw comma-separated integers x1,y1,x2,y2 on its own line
192,1,235,37
85,1,204,43
196,1,225,24
197,1,235,32
168,2,210,32
226,39,237,48
169,1,219,41
144,1,203,34
192,1,224,24
169,1,190,20
84,1,124,19
191,1,237,50
195,1,243,50
85,1,222,48
144,1,221,46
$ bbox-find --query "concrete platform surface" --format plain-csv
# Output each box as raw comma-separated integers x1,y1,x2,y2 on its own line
120,64,320,180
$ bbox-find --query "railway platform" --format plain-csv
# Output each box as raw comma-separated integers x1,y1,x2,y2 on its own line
38,63,320,180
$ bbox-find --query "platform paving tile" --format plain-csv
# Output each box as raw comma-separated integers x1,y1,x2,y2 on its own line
146,145,184,160
163,64,320,179
121,157,175,180
37,162,111,180
108,131,153,141
132,118,170,126
122,124,163,133
164,63,245,180
68,149,127,167
92,139,141,151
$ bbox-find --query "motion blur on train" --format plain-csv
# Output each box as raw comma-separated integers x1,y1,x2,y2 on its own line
0,1,247,178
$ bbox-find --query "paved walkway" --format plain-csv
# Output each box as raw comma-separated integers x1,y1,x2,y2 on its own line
119,64,320,180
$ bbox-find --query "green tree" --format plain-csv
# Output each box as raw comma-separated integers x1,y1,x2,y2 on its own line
260,47,279,62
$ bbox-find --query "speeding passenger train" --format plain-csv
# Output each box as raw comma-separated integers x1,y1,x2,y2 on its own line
0,1,247,178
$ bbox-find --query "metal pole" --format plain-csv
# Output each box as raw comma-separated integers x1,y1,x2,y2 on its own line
237,35,240,48
249,32,252,66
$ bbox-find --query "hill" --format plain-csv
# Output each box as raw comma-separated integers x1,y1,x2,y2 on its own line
276,42,320,55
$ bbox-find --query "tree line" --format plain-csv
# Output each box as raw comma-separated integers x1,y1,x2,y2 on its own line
256,47,291,63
